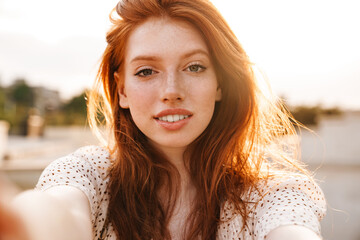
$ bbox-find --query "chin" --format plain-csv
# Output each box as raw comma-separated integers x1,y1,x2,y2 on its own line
158,141,191,149
150,138,195,151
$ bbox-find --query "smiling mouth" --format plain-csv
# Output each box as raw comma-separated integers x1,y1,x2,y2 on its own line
155,114,191,123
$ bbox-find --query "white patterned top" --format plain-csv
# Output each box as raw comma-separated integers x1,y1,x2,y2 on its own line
35,146,326,239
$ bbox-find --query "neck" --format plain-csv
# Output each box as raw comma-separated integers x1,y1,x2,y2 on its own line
153,144,195,197
160,146,189,179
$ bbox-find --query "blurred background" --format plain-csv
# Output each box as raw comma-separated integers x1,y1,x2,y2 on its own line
0,0,359,239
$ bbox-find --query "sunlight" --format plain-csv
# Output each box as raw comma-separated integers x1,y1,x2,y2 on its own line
0,0,359,108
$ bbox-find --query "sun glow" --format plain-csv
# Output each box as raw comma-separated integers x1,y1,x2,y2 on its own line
0,0,359,108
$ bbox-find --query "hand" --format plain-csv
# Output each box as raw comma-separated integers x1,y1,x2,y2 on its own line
0,175,30,240
0,175,92,240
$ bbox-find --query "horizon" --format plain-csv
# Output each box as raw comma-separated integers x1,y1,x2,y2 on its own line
1,0,359,110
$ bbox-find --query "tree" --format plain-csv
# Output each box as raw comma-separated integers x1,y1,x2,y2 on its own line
63,92,87,115
291,106,320,126
61,91,88,125
9,79,34,107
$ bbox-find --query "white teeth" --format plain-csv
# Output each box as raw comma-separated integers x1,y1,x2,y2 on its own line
158,115,189,122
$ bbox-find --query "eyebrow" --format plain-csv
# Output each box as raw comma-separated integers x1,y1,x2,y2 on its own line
129,49,210,64
182,49,210,59
130,55,160,63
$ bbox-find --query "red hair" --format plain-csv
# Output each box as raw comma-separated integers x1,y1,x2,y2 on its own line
88,0,306,239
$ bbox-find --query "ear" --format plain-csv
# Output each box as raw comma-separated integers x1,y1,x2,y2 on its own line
114,72,129,109
215,87,222,101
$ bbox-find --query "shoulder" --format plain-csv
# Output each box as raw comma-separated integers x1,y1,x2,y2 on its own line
35,144,113,195
70,145,113,176
37,145,112,188
36,145,113,190
253,175,326,216
218,174,326,239
252,175,326,238
254,175,326,238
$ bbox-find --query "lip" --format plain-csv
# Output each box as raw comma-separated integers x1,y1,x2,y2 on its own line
154,108,193,118
154,108,193,131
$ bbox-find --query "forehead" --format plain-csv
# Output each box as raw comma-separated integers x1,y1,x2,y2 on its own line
125,17,210,61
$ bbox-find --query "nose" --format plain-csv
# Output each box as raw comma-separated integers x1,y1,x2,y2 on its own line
161,72,185,103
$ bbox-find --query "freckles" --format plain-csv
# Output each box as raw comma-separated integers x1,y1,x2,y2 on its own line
127,80,155,97
130,90,157,112
197,84,218,98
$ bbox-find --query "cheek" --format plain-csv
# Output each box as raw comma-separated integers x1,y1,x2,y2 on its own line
192,84,219,121
195,82,219,106
126,84,157,117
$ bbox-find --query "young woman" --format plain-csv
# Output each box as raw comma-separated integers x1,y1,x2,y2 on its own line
2,0,326,239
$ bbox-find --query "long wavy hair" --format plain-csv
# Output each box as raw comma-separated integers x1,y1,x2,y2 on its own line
88,0,306,239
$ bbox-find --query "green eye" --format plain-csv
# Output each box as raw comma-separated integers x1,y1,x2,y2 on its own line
189,65,200,72
135,68,153,77
188,64,205,72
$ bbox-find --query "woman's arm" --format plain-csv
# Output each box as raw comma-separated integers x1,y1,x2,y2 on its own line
10,186,92,240
266,225,322,240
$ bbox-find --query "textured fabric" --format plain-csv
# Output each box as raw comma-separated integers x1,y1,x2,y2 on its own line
36,145,326,240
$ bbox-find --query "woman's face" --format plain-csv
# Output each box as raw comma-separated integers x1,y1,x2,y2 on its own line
117,17,221,153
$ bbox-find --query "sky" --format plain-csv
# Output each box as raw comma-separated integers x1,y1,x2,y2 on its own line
0,0,359,109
